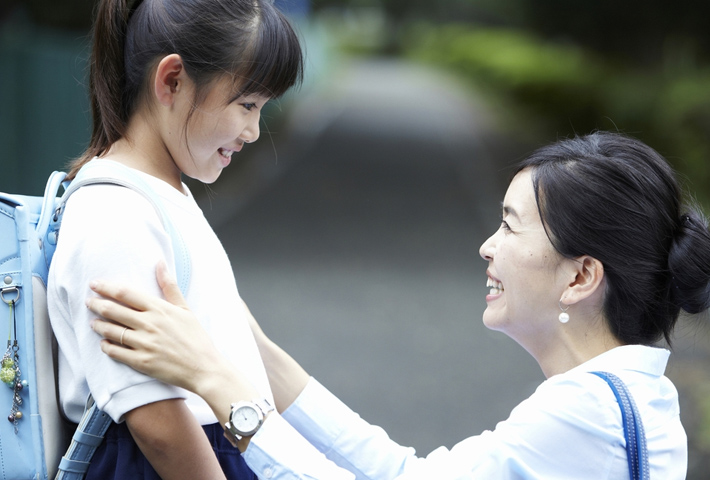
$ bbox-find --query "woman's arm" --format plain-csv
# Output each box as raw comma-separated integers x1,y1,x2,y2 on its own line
87,264,465,479
242,301,310,412
87,269,411,479
87,262,309,448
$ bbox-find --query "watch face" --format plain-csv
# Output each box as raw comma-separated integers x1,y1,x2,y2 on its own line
232,404,260,435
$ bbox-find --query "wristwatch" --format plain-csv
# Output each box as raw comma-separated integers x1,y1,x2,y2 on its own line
224,398,274,447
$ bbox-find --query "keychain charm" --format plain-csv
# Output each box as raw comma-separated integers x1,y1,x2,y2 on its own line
3,296,23,432
0,351,16,387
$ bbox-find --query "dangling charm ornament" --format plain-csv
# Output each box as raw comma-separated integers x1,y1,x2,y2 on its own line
0,354,16,387
3,292,23,433
558,301,570,324
2,342,23,432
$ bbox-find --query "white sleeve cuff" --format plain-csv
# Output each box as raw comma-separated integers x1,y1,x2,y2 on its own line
245,412,355,480
281,378,417,479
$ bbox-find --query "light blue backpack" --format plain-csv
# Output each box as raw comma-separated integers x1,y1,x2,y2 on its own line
0,160,190,479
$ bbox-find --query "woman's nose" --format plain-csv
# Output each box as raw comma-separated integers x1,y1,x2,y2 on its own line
479,231,497,261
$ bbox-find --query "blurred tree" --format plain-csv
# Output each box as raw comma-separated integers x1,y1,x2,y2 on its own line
312,0,525,24
313,0,710,66
523,0,710,65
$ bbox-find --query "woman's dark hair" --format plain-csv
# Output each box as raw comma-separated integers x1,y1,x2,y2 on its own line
68,0,303,178
516,131,710,345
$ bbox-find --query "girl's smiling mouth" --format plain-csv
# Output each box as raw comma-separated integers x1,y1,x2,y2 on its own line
218,148,235,159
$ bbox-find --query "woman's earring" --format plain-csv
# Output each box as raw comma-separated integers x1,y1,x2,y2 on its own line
558,301,570,324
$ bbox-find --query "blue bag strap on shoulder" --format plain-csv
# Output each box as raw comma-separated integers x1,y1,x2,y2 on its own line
591,371,650,480
58,159,191,296
53,160,191,479
55,396,112,479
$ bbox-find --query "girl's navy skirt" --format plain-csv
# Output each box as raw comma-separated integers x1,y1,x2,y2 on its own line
85,421,257,479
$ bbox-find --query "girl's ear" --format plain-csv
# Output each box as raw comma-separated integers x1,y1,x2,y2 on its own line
561,255,604,306
153,54,185,107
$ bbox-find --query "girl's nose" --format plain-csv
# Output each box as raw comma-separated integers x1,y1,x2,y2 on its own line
241,114,261,144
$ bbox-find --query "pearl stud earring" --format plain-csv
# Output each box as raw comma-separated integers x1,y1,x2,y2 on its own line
559,301,570,324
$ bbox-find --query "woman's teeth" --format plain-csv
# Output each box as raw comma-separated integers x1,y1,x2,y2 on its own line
219,148,234,158
486,277,504,295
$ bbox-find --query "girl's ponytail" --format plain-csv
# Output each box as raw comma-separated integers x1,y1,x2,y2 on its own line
68,0,135,178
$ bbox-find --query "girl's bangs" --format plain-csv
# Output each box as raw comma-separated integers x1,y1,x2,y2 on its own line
235,9,303,99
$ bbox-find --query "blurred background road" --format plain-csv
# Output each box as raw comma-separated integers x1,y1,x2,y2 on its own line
194,58,545,457
3,0,710,476
193,56,710,473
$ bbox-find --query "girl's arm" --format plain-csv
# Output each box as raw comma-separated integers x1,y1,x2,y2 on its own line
125,400,228,480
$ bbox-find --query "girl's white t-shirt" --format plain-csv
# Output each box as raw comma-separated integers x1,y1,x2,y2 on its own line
48,163,272,424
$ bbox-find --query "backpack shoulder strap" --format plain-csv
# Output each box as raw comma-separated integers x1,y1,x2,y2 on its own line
56,159,191,297
55,397,112,479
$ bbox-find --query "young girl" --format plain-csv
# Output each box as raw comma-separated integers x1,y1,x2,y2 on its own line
47,0,303,478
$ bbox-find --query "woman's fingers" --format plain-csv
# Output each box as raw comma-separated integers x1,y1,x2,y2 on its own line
86,295,146,330
91,317,134,347
89,278,155,312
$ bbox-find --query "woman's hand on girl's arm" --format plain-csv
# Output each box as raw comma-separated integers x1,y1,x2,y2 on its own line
87,260,309,416
86,261,226,395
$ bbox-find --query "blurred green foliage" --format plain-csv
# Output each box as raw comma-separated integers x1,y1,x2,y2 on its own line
398,23,710,210
314,1,710,209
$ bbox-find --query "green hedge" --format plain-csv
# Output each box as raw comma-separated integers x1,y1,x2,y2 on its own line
403,24,710,209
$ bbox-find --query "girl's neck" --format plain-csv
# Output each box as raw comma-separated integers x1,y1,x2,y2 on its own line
104,115,184,193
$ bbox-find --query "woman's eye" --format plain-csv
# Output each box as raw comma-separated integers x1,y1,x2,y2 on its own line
242,103,257,112
500,220,511,232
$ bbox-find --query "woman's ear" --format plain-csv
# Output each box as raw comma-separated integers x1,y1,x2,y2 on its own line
561,255,604,306
153,54,185,107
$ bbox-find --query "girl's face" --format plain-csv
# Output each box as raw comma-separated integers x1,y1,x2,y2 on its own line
168,76,268,184
478,169,572,352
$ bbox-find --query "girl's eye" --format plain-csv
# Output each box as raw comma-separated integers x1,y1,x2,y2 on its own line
242,103,257,112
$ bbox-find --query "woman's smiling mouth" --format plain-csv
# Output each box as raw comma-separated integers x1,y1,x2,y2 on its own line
486,277,504,295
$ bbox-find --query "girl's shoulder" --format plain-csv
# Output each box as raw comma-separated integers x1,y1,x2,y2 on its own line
65,183,164,224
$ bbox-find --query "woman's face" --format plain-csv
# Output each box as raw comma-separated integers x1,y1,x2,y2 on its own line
479,169,572,350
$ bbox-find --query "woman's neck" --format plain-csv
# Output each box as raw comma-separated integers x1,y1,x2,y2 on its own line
536,315,623,378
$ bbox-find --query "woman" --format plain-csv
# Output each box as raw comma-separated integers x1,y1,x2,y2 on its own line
86,132,710,479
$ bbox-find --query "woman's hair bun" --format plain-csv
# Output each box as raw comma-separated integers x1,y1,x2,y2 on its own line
669,209,710,314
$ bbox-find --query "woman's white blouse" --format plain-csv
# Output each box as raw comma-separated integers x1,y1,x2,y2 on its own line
244,345,686,479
